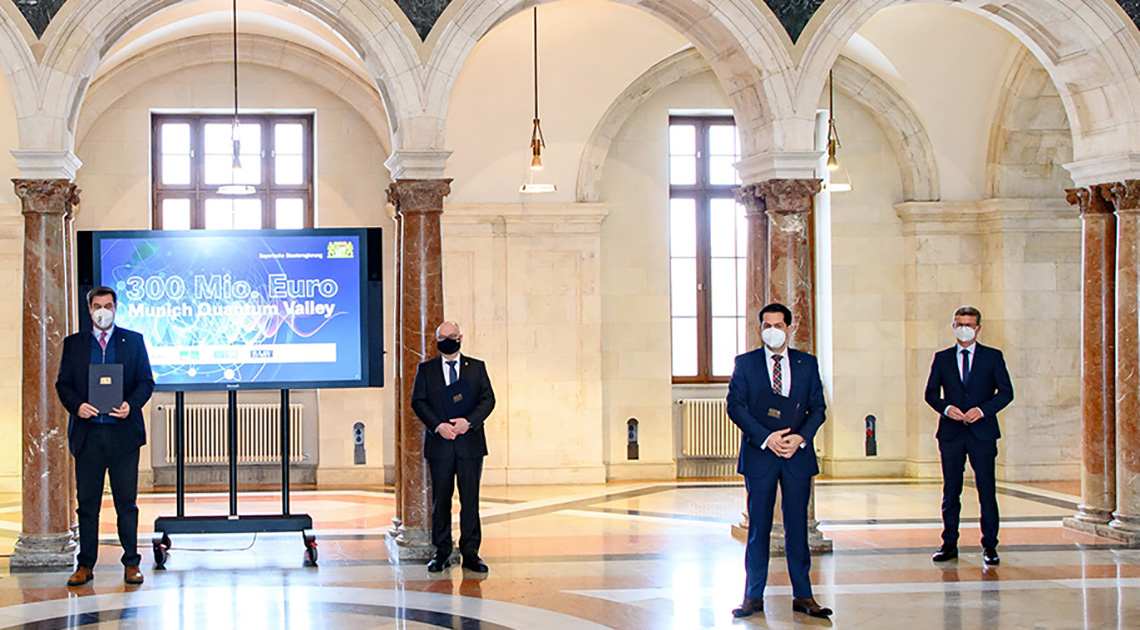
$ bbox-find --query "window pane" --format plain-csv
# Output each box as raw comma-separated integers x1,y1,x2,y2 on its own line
710,258,740,317
204,199,233,230
738,317,747,354
234,156,261,185
162,155,191,185
671,317,698,377
161,198,191,230
204,123,261,185
736,201,748,256
276,198,305,229
670,258,697,317
275,155,303,185
204,123,234,156
709,156,738,186
737,258,747,319
204,154,232,185
708,125,738,156
709,198,740,258
162,123,191,155
670,198,696,257
275,123,303,154
669,124,696,155
670,156,696,186
712,317,741,377
234,199,262,229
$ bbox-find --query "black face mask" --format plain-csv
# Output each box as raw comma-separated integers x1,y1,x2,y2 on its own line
437,337,461,355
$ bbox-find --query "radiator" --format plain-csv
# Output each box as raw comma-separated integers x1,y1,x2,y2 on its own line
163,404,304,465
680,399,738,458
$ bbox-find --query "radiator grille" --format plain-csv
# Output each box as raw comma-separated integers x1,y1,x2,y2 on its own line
163,404,304,464
680,399,738,458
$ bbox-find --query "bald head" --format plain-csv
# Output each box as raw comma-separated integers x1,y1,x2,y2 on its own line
436,321,461,341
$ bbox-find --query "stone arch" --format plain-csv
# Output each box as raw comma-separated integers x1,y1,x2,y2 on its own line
831,55,939,202
795,0,1140,183
985,48,1073,198
12,0,420,153
0,3,38,122
76,33,391,155
425,0,799,170
576,47,939,203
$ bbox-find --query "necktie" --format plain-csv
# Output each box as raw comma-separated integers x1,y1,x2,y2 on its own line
772,354,783,395
960,349,970,384
447,360,458,386
99,332,108,351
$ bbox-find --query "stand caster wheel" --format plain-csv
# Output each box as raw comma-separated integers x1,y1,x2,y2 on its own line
303,532,318,566
152,533,172,569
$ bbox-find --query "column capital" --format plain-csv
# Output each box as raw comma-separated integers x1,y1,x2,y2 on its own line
384,150,452,181
737,179,821,216
10,150,82,180
387,179,451,214
1111,180,1140,213
1065,185,1116,216
13,179,79,216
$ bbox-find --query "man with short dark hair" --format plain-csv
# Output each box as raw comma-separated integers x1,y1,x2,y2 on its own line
726,302,833,619
925,305,1014,566
56,286,154,586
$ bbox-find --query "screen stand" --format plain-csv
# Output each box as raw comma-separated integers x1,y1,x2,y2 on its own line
152,389,317,567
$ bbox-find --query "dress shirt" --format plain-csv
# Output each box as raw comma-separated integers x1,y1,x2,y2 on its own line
441,354,462,386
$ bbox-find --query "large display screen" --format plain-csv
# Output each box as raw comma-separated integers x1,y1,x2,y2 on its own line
78,229,383,391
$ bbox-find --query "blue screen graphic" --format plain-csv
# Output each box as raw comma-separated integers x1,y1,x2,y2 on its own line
97,231,369,390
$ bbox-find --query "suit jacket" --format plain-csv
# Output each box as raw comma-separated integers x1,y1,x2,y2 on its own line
727,347,826,478
924,343,1014,442
55,327,155,457
411,354,495,459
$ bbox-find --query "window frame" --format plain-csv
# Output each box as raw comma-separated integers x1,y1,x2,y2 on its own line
151,113,315,230
669,115,742,384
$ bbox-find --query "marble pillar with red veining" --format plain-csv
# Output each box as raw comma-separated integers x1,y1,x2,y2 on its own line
735,185,769,351
387,179,450,558
1063,186,1117,526
731,178,830,553
756,179,821,352
11,179,79,569
64,208,78,536
1110,181,1140,536
390,211,405,535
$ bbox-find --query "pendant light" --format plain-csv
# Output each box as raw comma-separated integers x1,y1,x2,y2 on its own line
218,0,255,196
520,7,556,194
824,69,852,192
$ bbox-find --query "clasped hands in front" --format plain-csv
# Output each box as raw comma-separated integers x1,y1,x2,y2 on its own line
77,401,130,419
764,428,805,458
946,405,983,424
436,417,471,440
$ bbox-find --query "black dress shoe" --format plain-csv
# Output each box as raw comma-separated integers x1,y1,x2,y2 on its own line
932,545,959,562
731,597,763,618
792,597,833,618
427,555,451,572
983,547,1000,566
461,556,489,573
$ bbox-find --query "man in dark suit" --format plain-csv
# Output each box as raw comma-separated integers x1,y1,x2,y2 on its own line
55,286,154,587
726,303,832,619
412,321,495,573
925,305,1014,566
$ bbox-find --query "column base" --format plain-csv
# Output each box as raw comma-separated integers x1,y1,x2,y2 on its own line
1068,505,1114,525
385,527,435,562
9,532,77,571
730,515,833,555
1062,516,1140,546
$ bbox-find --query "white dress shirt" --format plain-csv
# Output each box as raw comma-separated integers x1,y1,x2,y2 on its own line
441,354,462,386
763,345,791,398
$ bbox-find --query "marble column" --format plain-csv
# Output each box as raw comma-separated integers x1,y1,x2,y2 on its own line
1062,186,1116,531
385,179,450,560
10,179,79,569
736,184,769,350
731,179,831,554
1108,181,1140,542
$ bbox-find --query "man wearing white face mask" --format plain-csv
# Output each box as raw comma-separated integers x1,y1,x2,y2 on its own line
726,303,832,619
55,286,154,587
924,305,1014,567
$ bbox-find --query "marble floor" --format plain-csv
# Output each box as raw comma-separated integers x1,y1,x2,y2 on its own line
0,478,1135,629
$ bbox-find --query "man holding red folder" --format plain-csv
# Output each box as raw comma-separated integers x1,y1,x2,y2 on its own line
412,321,496,573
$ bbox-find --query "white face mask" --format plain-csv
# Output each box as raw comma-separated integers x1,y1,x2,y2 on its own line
92,307,114,329
954,325,976,343
761,327,787,350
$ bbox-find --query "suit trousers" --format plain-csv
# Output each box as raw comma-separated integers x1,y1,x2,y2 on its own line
939,433,1000,549
427,454,483,558
744,468,813,600
75,423,141,568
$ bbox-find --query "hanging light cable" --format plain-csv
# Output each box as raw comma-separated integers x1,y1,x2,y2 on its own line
826,69,841,171
520,7,555,193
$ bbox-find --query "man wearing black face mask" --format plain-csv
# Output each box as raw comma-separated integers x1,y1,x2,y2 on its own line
411,321,496,573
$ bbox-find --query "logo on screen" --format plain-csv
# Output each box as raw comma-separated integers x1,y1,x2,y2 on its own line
328,241,355,259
